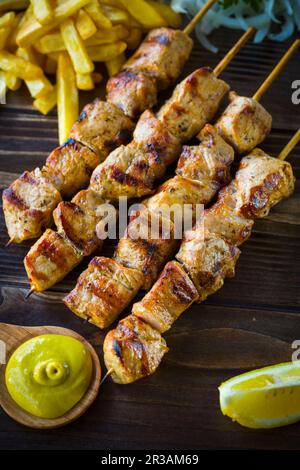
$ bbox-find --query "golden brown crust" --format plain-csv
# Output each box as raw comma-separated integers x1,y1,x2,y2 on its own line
53,189,105,256
70,99,134,159
107,70,158,119
44,139,99,198
24,229,82,292
64,258,144,329
216,93,272,153
3,169,62,243
114,208,179,290
177,231,240,302
103,314,168,384
90,111,181,200
157,68,230,142
133,260,198,333
124,28,193,90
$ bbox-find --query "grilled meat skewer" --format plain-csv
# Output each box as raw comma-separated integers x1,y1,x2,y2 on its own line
64,124,234,327
24,28,258,294
3,26,194,244
64,40,299,329
104,144,296,384
25,67,230,293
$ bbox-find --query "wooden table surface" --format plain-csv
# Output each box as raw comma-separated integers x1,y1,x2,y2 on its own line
0,28,300,450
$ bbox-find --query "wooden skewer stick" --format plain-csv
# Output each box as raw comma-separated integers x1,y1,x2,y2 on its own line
184,0,218,36
278,129,300,161
213,27,256,77
253,39,300,102
100,368,114,386
5,238,14,248
25,288,35,300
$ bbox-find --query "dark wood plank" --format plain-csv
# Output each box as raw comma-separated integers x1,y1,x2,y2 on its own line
0,27,300,450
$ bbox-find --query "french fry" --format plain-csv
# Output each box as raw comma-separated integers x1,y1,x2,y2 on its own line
0,0,29,11
17,0,91,47
119,0,166,29
99,0,124,7
57,52,79,145
76,72,94,90
105,52,126,77
84,1,112,30
60,18,94,74
148,1,182,29
76,9,97,41
101,5,131,25
6,12,24,49
0,11,15,28
87,41,127,62
0,26,12,50
44,56,57,74
33,85,57,115
35,31,65,54
30,0,53,25
0,50,43,80
84,25,128,46
126,27,142,50
17,46,53,98
3,71,22,91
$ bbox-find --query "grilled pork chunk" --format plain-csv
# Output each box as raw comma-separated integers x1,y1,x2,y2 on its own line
107,70,158,119
24,229,82,292
133,260,198,333
157,68,230,141
103,315,168,384
64,258,144,329
216,92,272,153
3,169,62,243
124,28,193,90
70,99,134,160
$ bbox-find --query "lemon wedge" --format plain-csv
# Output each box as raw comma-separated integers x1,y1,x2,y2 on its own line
219,362,300,429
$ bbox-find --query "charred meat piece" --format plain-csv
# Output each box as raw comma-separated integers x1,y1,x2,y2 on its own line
44,139,99,198
114,208,179,290
53,189,106,256
90,110,181,200
177,124,234,187
70,99,134,160
157,68,230,142
216,92,272,153
103,314,168,384
133,260,198,333
233,148,295,218
124,27,193,90
107,70,157,119
177,231,240,302
89,144,158,199
64,258,144,329
3,169,62,243
24,229,82,292
145,175,206,225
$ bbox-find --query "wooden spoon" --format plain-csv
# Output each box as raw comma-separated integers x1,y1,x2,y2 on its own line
0,323,101,429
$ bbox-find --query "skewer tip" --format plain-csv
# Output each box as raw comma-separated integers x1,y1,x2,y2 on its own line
25,287,35,300
100,368,114,386
5,238,14,248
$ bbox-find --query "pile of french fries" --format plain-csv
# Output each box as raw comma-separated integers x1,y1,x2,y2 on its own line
0,0,181,144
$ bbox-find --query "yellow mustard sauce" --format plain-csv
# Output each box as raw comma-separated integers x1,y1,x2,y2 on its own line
5,334,92,419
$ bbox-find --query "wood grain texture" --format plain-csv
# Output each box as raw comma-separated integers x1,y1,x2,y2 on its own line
0,28,300,449
0,323,101,429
